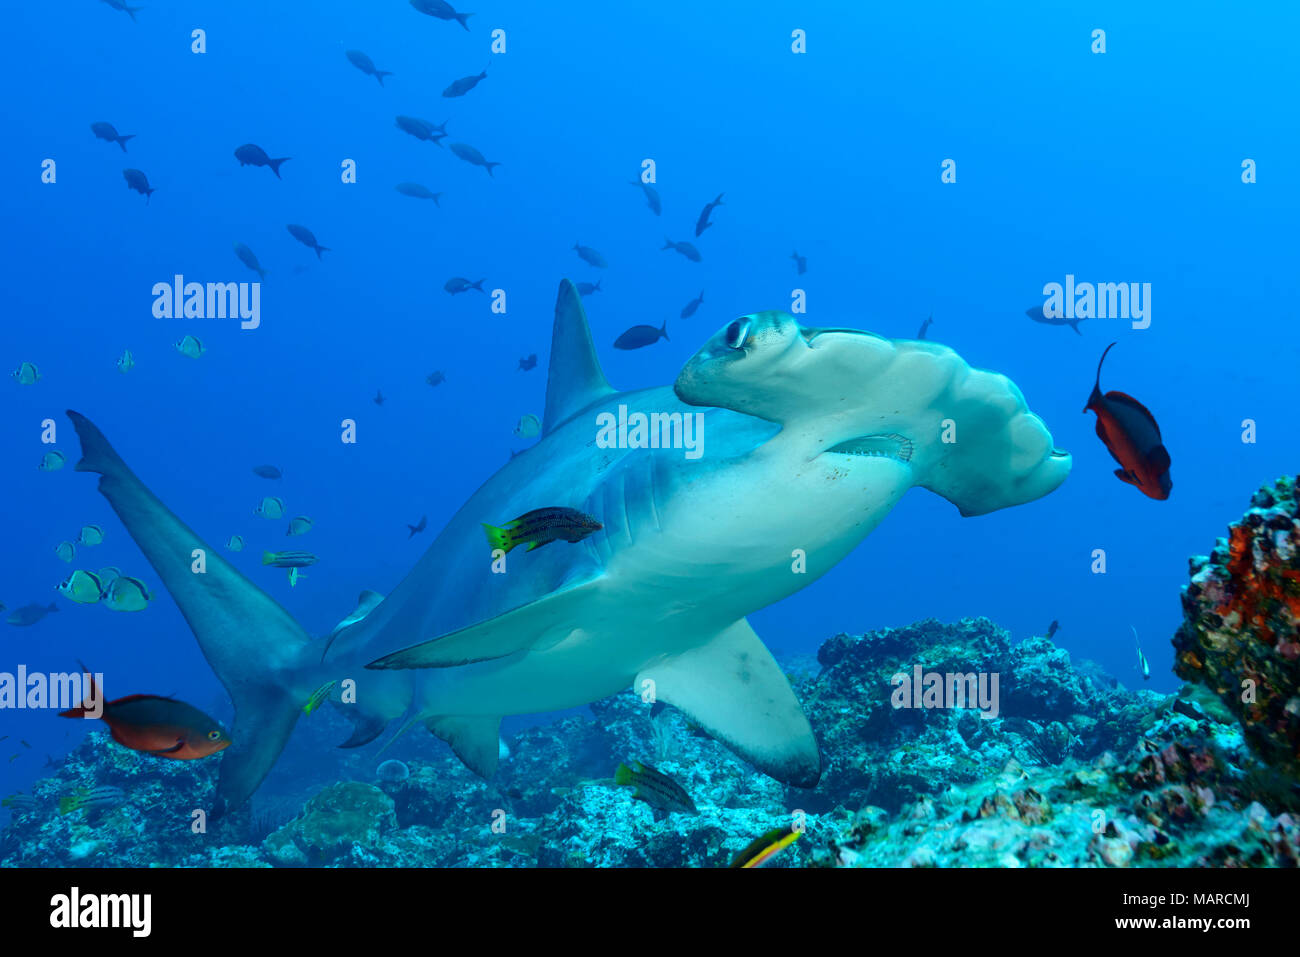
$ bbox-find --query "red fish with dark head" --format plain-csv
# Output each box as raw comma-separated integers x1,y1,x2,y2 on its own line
1083,342,1172,500
59,663,231,760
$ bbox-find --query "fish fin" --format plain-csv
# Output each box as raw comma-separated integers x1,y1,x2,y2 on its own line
481,522,514,552
1069,319,1084,335
424,715,502,777
1147,443,1171,472
65,411,313,818
613,762,634,786
153,740,186,754
1104,390,1164,438
541,280,616,435
118,134,134,152
366,573,604,670
268,157,290,178
376,713,424,757
337,713,388,749
635,619,820,788
1114,468,1139,486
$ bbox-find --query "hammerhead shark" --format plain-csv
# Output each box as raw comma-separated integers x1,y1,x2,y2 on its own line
66,280,1071,815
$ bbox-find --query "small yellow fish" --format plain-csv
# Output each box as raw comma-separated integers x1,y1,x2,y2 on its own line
175,335,204,359
303,680,336,715
513,413,541,439
103,575,152,612
57,569,104,605
256,496,285,519
286,516,313,537
12,362,40,385
39,450,66,471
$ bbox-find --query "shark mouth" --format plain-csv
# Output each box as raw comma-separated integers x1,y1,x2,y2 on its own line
822,432,914,462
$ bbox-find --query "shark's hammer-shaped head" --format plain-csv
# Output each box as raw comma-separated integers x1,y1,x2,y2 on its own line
674,311,1071,518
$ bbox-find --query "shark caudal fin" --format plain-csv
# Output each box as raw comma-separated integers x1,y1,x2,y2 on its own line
541,279,616,435
65,411,315,816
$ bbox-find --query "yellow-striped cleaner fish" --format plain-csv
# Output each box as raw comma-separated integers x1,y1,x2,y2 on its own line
303,680,336,715
262,550,317,568
481,507,602,555
729,825,802,868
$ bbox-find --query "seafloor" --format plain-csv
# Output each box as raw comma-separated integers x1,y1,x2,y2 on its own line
3,477,1297,868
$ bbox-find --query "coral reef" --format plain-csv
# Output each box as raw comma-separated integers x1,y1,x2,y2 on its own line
1173,476,1300,777
2,616,1297,868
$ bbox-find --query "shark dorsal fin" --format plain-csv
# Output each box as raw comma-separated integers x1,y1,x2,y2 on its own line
542,280,615,435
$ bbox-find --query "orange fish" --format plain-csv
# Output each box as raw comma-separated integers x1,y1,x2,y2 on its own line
1083,343,1172,500
58,663,231,760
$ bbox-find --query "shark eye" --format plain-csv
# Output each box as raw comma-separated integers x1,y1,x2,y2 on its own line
724,318,751,350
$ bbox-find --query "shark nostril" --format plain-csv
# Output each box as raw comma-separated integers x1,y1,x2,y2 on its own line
725,318,751,350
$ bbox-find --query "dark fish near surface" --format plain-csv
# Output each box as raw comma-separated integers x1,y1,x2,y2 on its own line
100,0,142,21
730,825,802,868
407,515,428,538
791,250,807,274
576,280,601,296
614,322,668,350
444,277,485,294
1026,303,1084,335
449,142,501,176
662,237,701,262
6,602,58,626
345,49,393,86
261,550,318,568
614,761,697,818
517,354,537,371
411,0,474,31
443,69,487,97
694,192,724,237
122,168,154,203
426,370,446,387
680,290,704,319
917,315,933,339
60,667,230,760
481,507,602,555
91,122,134,152
58,785,127,817
395,115,446,145
629,180,661,215
287,224,329,259
252,464,282,480
234,143,290,179
1083,343,1172,500
573,242,607,268
1046,619,1060,640
395,182,443,205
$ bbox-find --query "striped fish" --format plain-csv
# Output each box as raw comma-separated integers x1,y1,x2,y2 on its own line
613,761,697,817
261,550,318,568
481,507,602,555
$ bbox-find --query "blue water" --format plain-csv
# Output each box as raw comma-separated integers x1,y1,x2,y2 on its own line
2,1,1297,807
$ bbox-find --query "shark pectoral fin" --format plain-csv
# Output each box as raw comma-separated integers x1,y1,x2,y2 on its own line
213,684,302,819
366,575,603,670
425,715,502,778
636,619,821,788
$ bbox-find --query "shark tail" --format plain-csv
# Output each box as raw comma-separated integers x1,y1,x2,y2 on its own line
64,410,318,818
268,157,290,179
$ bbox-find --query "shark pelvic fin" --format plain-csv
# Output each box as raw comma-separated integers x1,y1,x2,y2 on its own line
425,715,502,777
366,574,604,670
636,619,821,788
542,279,615,435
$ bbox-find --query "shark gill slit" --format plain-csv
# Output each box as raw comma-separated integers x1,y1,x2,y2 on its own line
824,432,914,462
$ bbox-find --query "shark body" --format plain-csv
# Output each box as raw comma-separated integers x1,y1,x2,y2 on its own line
67,281,1071,815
